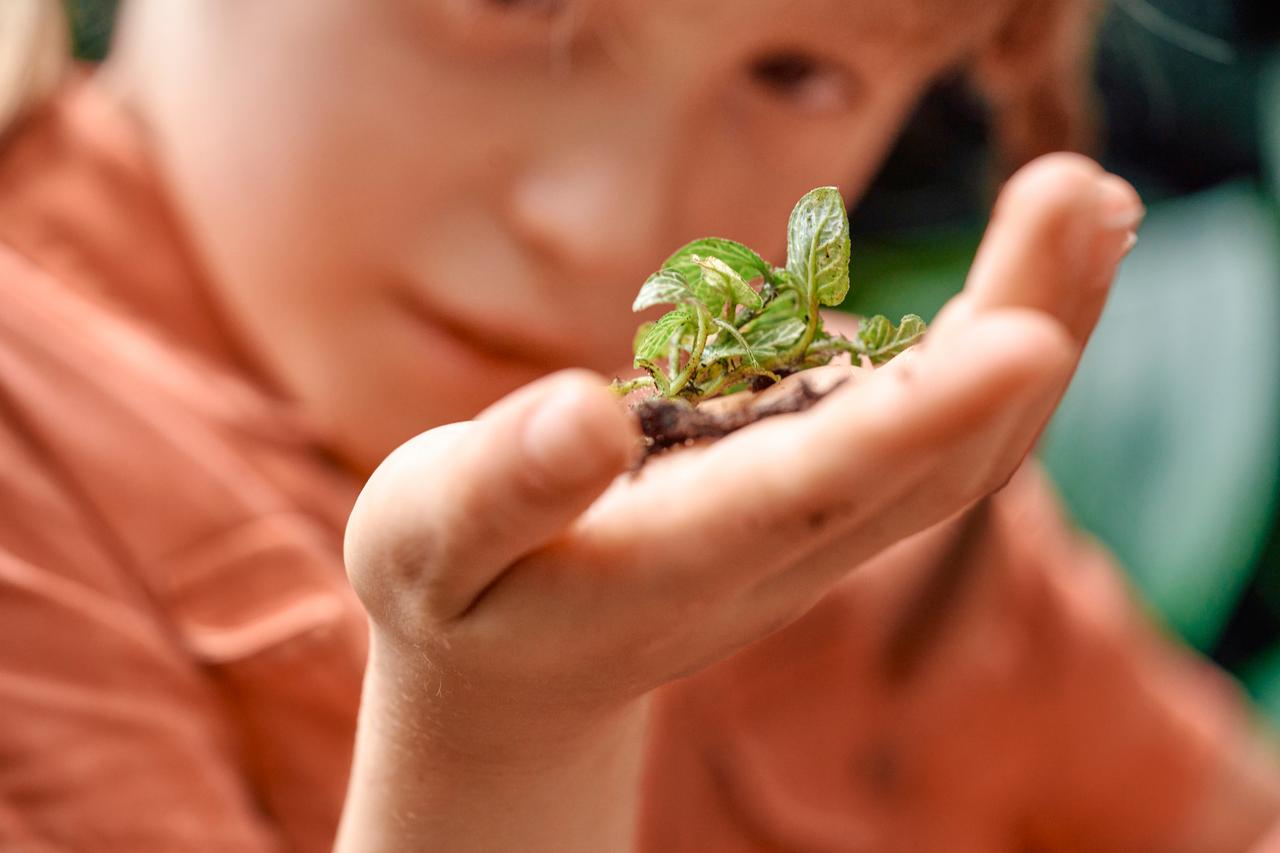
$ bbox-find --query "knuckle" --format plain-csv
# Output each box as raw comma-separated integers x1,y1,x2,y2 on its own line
507,457,571,504
346,518,464,628
972,454,1018,504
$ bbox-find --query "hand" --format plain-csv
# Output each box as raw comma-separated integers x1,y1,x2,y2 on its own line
336,154,1143,852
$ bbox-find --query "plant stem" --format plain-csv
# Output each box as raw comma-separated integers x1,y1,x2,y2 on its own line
695,370,737,401
815,336,861,357
696,365,783,400
800,290,822,353
780,210,831,365
667,305,710,397
611,376,657,397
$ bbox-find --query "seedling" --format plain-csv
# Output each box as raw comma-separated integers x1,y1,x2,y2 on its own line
616,187,925,455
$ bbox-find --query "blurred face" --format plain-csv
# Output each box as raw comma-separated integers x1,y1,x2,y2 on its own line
115,0,1014,471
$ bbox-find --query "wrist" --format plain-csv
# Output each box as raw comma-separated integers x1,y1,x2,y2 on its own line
336,631,651,853
366,626,643,763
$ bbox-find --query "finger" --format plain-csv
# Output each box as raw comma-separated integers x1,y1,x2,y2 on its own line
519,306,1074,612
676,160,1139,630
746,311,1076,619
443,159,1135,642
933,152,1143,347
344,370,635,625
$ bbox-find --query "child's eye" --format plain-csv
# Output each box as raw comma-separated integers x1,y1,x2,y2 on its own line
748,51,860,115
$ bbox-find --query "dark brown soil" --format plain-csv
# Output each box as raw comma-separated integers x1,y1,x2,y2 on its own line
631,377,848,464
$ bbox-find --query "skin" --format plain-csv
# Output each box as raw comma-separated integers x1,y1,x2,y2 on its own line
98,1,1277,850
108,0,1021,471
336,157,1142,851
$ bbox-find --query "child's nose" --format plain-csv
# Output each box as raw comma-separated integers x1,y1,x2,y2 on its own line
504,143,673,280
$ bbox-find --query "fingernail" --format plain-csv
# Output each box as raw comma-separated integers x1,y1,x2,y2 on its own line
1097,173,1145,231
522,384,619,489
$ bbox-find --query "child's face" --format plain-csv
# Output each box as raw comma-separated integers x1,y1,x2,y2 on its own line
123,0,1016,469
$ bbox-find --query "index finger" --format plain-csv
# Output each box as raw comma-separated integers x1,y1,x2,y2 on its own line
543,159,1125,599
570,306,1074,589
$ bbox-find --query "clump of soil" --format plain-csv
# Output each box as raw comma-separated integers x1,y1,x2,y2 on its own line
631,375,848,463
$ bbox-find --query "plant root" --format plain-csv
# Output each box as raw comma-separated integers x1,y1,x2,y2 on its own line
631,376,849,465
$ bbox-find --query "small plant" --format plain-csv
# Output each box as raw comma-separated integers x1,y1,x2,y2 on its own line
615,187,925,457
615,187,924,403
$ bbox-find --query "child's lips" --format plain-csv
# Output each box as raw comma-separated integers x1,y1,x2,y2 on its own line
392,287,578,376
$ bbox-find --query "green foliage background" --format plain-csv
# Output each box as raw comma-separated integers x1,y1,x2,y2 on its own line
63,0,116,61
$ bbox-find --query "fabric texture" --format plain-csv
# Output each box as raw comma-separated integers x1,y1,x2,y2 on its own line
0,77,365,853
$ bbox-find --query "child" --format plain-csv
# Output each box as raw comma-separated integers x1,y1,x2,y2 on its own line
0,0,1276,850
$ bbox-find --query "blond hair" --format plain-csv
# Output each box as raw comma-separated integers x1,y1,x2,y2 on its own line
0,0,69,139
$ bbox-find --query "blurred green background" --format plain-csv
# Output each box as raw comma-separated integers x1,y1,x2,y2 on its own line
847,0,1280,719
62,1,1280,717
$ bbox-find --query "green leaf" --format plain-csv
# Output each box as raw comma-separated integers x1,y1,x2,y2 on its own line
738,292,806,355
633,268,696,312
687,276,727,318
770,266,802,296
703,318,760,366
664,237,771,284
747,317,806,355
634,306,695,365
786,186,851,307
751,290,802,323
857,315,890,349
857,314,926,364
692,256,764,313
632,321,654,354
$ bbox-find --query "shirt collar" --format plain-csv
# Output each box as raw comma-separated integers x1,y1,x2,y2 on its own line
0,71,263,379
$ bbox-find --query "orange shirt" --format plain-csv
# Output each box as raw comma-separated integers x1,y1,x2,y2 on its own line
0,75,1270,852
0,77,367,851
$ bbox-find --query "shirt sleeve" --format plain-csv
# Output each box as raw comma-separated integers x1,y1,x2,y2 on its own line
0,423,285,853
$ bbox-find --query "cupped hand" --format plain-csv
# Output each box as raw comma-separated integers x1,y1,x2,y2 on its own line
344,154,1142,749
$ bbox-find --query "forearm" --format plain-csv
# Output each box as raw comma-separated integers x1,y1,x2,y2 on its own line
334,633,649,853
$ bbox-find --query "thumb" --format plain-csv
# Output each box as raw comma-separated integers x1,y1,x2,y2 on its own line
344,370,635,627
